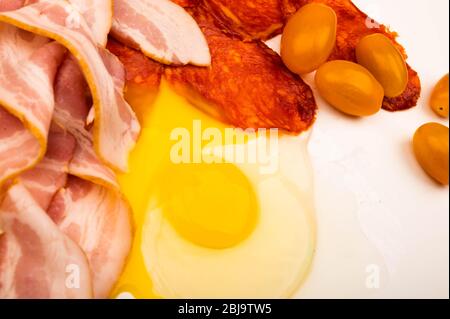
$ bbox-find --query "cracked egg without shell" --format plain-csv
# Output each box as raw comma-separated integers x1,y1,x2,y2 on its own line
112,81,317,299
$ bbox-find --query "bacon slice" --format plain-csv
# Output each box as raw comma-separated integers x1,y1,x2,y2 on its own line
48,177,132,299
0,117,95,300
0,108,40,186
0,0,140,172
18,124,76,211
53,56,118,189
111,0,211,66
0,184,92,299
165,7,316,133
0,0,136,299
1,54,132,299
49,56,132,298
68,0,112,46
0,23,66,185
5,54,131,299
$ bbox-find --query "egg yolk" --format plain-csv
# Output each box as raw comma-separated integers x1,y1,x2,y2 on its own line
159,162,258,250
112,80,259,298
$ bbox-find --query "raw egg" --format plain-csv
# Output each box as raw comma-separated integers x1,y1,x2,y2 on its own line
112,81,317,298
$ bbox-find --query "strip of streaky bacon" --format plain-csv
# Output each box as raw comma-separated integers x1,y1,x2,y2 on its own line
18,123,76,211
0,23,66,185
53,57,118,190
0,0,133,299
48,177,132,299
1,0,113,46
0,0,140,172
0,184,93,299
0,108,40,187
50,56,131,298
111,0,211,66
68,0,112,47
1,57,131,298
0,55,131,299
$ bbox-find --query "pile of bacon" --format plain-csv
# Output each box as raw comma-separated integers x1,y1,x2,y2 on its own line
0,0,211,299
0,0,420,299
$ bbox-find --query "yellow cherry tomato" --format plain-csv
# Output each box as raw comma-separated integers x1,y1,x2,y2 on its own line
356,33,408,98
413,123,449,185
430,74,449,118
281,3,337,74
315,60,385,117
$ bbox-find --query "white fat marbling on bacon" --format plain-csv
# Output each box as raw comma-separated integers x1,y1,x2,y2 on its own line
68,0,112,46
0,23,66,184
48,176,132,299
111,0,211,66
0,184,92,299
0,0,140,172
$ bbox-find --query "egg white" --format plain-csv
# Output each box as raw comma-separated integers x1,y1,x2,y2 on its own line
140,133,317,298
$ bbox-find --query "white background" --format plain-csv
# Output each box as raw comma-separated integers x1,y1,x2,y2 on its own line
293,0,449,299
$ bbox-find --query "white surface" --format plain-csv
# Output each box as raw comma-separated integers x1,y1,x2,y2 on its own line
277,0,449,299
